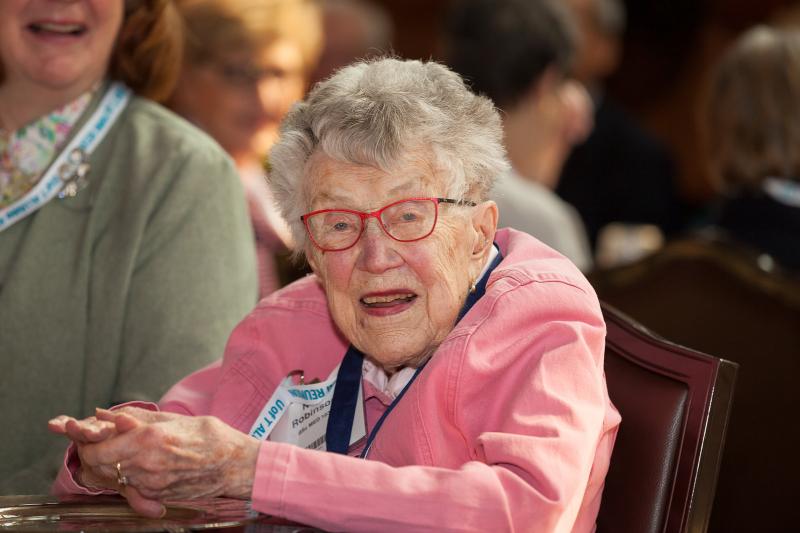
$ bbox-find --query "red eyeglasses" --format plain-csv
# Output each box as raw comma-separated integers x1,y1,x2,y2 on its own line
300,197,476,252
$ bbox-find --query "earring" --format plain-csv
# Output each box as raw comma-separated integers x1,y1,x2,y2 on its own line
469,280,478,293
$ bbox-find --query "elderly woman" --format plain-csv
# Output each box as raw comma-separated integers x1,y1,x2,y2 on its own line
168,0,323,296
0,0,256,493
51,58,620,532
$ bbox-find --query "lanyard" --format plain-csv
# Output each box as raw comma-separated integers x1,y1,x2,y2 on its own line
246,364,365,451
0,82,131,232
248,366,339,441
325,248,505,457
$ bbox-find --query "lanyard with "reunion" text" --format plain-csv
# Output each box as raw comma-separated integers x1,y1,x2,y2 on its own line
0,82,131,232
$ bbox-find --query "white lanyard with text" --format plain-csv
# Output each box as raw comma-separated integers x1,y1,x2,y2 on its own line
0,82,132,232
247,364,367,451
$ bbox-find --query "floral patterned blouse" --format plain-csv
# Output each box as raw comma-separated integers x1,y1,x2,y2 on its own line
0,91,93,209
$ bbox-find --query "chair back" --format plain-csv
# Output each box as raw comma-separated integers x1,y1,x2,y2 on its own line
591,235,800,532
597,304,737,533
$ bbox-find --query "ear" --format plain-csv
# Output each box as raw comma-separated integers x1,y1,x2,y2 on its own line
471,200,498,257
537,66,564,95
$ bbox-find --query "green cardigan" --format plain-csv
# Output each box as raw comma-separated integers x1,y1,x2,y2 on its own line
0,92,258,493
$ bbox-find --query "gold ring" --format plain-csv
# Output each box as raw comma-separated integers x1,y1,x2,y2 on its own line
116,462,128,487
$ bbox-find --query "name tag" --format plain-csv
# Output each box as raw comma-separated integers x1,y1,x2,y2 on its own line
248,364,366,451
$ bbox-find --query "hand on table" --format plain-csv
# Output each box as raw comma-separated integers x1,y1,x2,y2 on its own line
49,407,260,518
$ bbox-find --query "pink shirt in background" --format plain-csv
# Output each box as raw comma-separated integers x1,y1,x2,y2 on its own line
55,228,620,532
239,163,292,299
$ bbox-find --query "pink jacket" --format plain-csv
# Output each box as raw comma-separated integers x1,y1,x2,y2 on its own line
55,228,620,532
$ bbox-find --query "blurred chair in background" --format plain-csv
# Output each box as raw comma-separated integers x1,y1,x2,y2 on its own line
310,0,394,85
703,26,800,272
443,0,594,271
591,232,800,533
169,0,323,297
558,0,685,263
597,304,737,533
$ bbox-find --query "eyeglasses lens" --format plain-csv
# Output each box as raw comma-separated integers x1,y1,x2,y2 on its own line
381,199,435,240
307,211,362,250
306,199,437,250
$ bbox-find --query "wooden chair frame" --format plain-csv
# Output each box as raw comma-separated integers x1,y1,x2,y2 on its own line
597,304,738,533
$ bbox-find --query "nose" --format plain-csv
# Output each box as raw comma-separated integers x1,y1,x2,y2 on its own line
356,217,404,274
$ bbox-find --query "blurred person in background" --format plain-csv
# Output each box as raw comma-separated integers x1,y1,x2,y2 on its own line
444,0,594,272
704,26,800,271
0,0,256,493
168,0,323,297
558,0,684,264
310,0,394,85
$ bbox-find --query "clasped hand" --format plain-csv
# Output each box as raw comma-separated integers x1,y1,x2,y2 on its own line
49,407,260,517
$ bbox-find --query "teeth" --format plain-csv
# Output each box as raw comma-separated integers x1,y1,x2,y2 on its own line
32,22,85,33
362,293,415,304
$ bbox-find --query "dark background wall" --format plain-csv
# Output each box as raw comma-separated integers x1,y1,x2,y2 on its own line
372,0,800,206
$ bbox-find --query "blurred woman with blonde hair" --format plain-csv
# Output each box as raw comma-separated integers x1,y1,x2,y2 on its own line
706,26,800,270
169,0,323,296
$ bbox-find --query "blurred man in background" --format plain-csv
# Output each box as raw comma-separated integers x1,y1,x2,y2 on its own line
558,0,685,265
444,0,594,271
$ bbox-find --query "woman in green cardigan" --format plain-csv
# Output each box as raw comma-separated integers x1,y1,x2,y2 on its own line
0,0,257,493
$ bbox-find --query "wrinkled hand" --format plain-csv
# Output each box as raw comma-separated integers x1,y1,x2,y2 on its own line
49,408,188,516
49,409,126,491
49,408,260,518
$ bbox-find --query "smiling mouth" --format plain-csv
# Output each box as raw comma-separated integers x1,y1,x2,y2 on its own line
360,293,417,308
28,22,87,37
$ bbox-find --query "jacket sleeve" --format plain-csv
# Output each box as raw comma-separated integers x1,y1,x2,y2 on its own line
50,284,335,498
112,148,257,406
250,278,618,532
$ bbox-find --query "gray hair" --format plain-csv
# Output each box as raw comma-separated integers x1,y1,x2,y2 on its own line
268,57,509,254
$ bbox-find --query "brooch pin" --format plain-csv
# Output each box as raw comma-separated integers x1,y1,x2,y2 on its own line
58,148,91,199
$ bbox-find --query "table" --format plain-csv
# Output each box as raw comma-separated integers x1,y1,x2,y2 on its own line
0,494,322,532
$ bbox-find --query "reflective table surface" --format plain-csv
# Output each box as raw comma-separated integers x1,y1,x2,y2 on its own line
0,495,321,532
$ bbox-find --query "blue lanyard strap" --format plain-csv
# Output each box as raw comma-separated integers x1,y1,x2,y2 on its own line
324,344,366,453
325,247,504,456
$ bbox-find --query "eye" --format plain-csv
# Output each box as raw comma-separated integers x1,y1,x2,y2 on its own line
320,212,357,233
382,200,432,230
332,221,351,232
392,205,426,224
